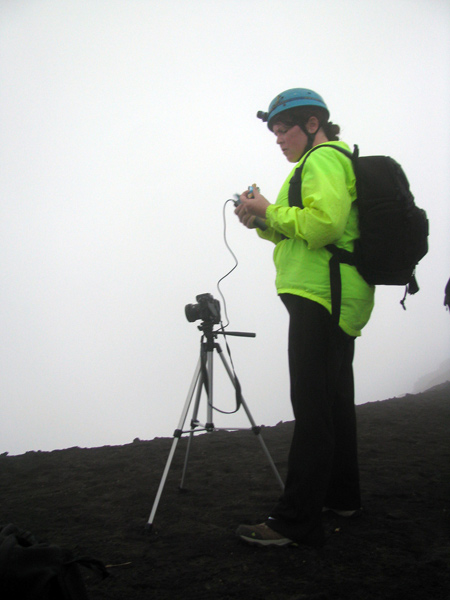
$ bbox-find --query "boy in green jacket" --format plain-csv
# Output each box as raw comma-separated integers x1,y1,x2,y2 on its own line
235,88,374,547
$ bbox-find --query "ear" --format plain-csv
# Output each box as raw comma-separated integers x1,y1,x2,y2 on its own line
306,116,320,134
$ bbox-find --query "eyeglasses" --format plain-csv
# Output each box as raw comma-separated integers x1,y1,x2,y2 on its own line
273,124,295,139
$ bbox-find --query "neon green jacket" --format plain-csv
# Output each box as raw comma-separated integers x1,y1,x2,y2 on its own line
258,141,375,337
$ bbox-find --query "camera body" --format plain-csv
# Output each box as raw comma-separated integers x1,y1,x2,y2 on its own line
185,293,221,325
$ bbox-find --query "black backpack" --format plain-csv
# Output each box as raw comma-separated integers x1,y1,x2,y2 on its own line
0,524,108,600
288,144,429,322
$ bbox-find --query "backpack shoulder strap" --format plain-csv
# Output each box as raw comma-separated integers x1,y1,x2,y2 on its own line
287,144,359,326
288,144,358,208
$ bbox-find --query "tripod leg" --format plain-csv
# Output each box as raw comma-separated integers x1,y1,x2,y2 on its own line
216,347,285,491
146,435,181,532
239,396,284,491
179,368,205,490
205,348,214,430
179,345,216,488
146,356,202,531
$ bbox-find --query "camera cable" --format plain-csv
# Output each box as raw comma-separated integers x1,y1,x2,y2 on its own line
216,198,240,329
202,197,246,415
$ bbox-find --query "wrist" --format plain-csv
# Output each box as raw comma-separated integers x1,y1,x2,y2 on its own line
258,201,270,219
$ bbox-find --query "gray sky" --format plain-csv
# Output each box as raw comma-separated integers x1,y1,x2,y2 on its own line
1,0,449,456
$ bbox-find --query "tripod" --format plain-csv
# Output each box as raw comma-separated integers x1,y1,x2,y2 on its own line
146,320,284,532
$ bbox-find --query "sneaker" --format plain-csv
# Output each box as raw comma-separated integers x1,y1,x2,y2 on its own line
322,507,363,518
236,522,295,547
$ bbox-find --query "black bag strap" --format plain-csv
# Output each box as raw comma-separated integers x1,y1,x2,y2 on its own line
325,244,357,326
288,144,357,208
327,253,342,327
287,144,358,325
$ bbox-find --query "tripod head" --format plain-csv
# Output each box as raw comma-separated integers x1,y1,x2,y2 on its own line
198,320,255,338
186,292,256,341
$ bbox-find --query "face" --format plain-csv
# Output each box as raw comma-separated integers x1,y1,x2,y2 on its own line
272,122,308,163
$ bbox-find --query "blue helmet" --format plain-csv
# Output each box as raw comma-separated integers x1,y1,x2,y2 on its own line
257,88,329,130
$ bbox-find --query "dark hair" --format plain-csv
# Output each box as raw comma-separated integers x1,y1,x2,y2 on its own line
273,106,340,141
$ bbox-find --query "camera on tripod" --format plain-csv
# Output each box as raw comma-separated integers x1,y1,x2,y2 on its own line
185,293,221,325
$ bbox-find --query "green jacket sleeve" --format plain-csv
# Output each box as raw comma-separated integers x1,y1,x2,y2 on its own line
256,224,284,244
264,147,355,250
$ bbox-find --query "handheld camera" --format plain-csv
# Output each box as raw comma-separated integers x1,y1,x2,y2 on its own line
233,185,267,231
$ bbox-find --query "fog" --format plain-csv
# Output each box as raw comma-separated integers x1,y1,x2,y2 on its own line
1,0,449,456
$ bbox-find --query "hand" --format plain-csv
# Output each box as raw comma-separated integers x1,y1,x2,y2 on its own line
234,186,270,229
234,201,258,229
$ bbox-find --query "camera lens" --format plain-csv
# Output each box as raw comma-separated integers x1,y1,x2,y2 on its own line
185,303,200,323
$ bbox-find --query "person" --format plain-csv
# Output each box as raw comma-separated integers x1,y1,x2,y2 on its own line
234,88,375,548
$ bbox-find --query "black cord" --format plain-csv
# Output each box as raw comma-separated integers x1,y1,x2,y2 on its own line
204,198,243,415
203,321,242,416
216,198,240,328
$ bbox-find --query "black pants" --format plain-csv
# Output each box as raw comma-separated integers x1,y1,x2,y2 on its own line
268,294,360,545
